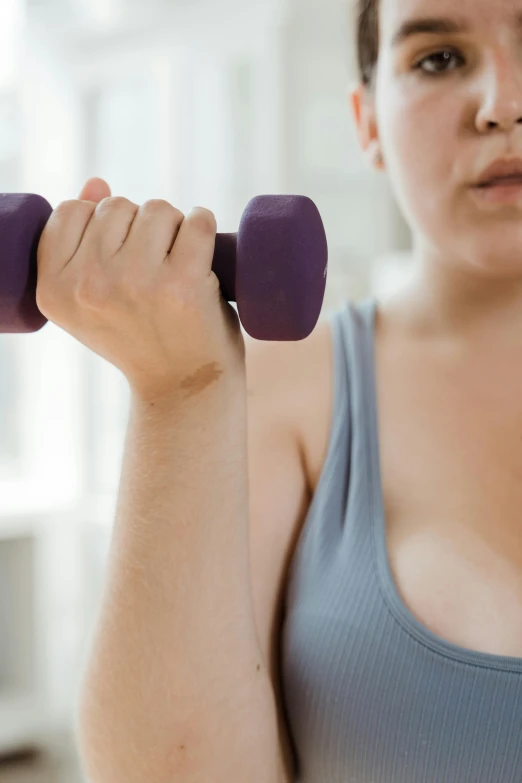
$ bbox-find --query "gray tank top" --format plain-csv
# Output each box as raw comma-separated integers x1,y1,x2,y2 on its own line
280,297,522,782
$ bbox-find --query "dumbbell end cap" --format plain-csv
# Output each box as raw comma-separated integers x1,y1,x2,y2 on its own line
0,193,51,333
236,194,328,341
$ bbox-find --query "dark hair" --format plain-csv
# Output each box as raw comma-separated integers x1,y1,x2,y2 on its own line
356,0,379,89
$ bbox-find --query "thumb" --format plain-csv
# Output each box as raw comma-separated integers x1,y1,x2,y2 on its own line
78,177,112,203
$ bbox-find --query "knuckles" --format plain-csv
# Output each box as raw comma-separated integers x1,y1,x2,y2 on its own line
141,198,184,221
53,198,94,220
187,207,217,235
53,197,216,236
95,196,137,216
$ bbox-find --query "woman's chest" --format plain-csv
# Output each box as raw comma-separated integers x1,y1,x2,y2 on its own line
375,340,522,658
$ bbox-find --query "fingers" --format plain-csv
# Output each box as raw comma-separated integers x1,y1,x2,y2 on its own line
84,196,140,264
37,199,97,280
36,197,138,318
117,199,185,272
114,201,218,282
37,197,217,308
167,207,217,281
38,195,135,280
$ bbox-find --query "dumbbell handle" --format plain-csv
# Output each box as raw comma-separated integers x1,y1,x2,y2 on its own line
212,233,239,302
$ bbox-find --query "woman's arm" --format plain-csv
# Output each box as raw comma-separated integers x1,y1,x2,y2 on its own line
75,380,280,783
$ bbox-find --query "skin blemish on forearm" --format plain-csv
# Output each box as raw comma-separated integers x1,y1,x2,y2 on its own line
179,363,224,398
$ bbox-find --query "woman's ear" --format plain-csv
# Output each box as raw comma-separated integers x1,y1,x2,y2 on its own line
349,82,384,170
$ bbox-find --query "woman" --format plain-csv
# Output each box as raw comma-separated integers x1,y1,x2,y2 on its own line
278,0,522,780
69,0,522,781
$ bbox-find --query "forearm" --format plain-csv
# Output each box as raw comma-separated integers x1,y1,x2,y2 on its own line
76,377,278,782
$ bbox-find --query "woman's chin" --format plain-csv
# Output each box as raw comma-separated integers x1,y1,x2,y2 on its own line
464,242,522,278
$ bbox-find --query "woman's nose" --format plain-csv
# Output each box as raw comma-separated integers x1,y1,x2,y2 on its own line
475,53,522,132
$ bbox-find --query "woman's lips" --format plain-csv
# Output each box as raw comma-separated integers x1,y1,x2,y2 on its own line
471,177,522,204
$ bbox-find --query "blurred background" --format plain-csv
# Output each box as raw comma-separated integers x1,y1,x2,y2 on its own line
0,0,413,779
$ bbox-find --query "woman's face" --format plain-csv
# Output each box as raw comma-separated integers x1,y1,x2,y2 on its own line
356,0,522,277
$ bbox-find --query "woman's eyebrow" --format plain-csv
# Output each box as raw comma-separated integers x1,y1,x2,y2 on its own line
391,12,522,48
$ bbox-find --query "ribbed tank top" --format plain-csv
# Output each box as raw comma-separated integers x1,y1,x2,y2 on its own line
280,297,522,782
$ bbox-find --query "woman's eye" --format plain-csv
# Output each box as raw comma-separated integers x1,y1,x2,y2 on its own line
414,50,464,75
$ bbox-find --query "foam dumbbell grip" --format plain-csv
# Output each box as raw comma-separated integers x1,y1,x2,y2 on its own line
0,192,328,341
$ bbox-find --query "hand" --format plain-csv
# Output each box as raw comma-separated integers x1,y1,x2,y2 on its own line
36,178,245,404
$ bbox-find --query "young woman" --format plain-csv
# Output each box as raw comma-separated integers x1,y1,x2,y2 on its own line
270,0,522,780
65,0,522,781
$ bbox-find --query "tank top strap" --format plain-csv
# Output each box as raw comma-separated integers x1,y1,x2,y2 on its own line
328,296,378,535
287,296,377,593
332,296,377,446
326,295,377,450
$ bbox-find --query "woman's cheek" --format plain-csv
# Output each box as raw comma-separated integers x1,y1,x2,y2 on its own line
380,116,445,231
388,93,449,184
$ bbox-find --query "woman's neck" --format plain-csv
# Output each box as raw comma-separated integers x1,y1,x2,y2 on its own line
388,244,522,349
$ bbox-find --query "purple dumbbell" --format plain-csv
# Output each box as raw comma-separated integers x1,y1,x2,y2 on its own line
0,192,328,341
